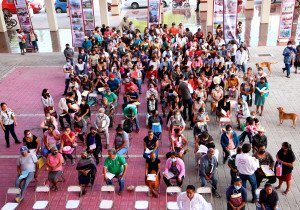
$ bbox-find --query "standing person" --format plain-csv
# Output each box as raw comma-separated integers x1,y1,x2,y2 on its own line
275,142,296,195
95,108,110,149
177,185,212,210
195,0,201,12
64,44,75,65
0,102,21,148
294,42,300,73
178,75,193,122
17,29,27,55
282,41,295,78
58,97,72,129
29,29,38,52
199,148,221,198
236,47,248,74
226,177,247,210
103,148,128,195
236,143,259,203
15,146,38,203
254,77,269,116
62,62,74,96
257,183,279,210
220,125,239,164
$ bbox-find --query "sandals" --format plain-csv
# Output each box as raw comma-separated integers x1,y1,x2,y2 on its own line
283,190,290,195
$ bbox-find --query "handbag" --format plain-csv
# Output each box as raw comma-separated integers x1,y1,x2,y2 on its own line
275,162,282,177
123,119,133,133
230,191,243,207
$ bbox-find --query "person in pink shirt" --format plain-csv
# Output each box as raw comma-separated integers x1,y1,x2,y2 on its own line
46,146,64,191
163,152,185,187
191,57,203,70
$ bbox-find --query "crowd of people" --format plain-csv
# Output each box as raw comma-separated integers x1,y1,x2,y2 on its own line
2,19,298,209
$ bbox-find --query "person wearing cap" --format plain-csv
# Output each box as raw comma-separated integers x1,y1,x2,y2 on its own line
46,146,64,192
236,143,259,203
163,152,185,187
226,177,247,210
76,151,97,195
107,73,121,95
252,126,267,153
177,185,212,210
95,108,110,148
103,148,128,195
63,43,74,66
15,146,38,203
81,36,92,53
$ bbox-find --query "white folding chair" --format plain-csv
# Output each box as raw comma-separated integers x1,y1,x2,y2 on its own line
65,185,81,209
197,187,212,204
33,186,50,209
134,185,149,210
99,185,115,209
1,187,21,210
166,186,181,210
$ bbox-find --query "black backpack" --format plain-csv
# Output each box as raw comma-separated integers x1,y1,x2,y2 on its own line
123,119,133,133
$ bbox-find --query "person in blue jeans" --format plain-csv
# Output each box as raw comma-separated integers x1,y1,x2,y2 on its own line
257,183,279,210
114,125,129,156
282,41,296,78
143,130,159,159
103,149,128,195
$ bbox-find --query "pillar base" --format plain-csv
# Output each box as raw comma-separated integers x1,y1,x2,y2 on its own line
111,4,120,16
200,1,207,12
0,32,11,53
246,0,254,10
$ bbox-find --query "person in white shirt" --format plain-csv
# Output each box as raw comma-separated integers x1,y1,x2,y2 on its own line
95,108,110,149
236,143,259,203
177,185,212,210
58,97,72,129
235,47,248,73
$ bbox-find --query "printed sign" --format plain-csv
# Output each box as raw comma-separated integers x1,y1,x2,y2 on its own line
213,0,224,35
278,0,296,40
223,0,238,43
82,0,95,37
148,0,161,28
69,0,85,47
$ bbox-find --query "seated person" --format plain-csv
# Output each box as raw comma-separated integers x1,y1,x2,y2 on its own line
171,128,188,159
235,97,250,129
145,152,161,198
46,146,64,192
124,86,139,107
143,130,159,159
163,152,185,187
23,130,40,155
86,127,102,165
74,113,88,141
167,110,186,137
76,151,97,195
252,126,267,152
146,84,159,99
107,73,120,94
226,74,239,99
93,75,106,95
199,148,221,197
216,95,231,118
123,104,140,133
220,125,239,164
257,183,279,210
147,94,158,115
238,118,257,144
101,97,115,128
40,113,58,132
103,88,118,107
226,177,247,210
60,127,76,165
148,110,163,139
15,146,38,203
113,125,129,156
95,108,110,148
78,98,91,121
43,125,60,156
193,107,210,141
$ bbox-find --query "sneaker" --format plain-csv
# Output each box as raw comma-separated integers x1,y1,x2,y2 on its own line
251,198,257,203
15,141,22,144
6,144,10,148
213,191,221,198
15,197,23,203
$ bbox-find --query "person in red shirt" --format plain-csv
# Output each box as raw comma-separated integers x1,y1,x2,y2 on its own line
168,22,179,37
60,127,76,165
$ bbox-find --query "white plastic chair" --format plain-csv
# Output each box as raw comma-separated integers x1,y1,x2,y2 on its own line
197,187,212,204
1,187,21,210
166,186,181,210
33,186,50,209
134,185,149,210
99,185,115,209
65,185,81,209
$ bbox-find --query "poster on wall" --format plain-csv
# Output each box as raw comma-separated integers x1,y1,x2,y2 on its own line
69,0,85,47
223,0,238,43
278,0,296,40
148,0,161,28
213,0,224,35
82,0,95,37
295,17,300,43
14,0,33,50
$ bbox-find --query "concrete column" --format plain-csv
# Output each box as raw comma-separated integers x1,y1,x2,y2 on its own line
0,32,11,52
45,0,58,31
111,0,120,16
246,0,255,10
260,0,271,24
206,0,213,26
0,1,7,32
99,0,109,26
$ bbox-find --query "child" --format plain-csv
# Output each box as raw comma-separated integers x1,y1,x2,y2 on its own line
239,118,257,144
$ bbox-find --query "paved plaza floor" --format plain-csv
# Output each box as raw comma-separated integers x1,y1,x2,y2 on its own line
0,46,300,209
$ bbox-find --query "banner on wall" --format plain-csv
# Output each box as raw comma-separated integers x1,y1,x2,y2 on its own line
14,0,33,50
69,0,85,47
213,0,224,35
278,0,296,40
295,17,300,43
148,0,161,28
82,0,95,37
223,0,238,43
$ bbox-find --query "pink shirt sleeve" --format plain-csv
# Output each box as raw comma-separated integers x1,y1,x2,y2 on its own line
164,158,171,174
178,158,185,179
